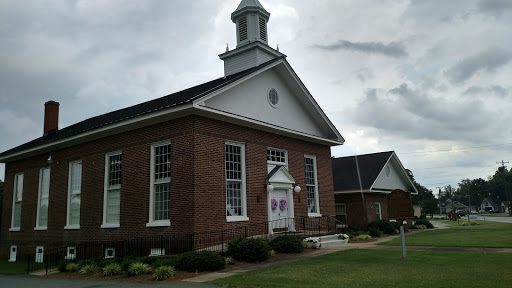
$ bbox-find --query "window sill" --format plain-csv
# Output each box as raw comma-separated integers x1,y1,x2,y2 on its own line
34,227,47,231
101,223,120,229
308,213,322,218
64,225,80,230
227,216,250,222
146,220,171,227
9,227,20,232
8,259,16,262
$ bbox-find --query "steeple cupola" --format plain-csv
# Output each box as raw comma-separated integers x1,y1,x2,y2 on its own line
219,0,285,77
231,0,270,47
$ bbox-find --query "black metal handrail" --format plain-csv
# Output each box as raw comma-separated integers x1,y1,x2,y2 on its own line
26,215,345,274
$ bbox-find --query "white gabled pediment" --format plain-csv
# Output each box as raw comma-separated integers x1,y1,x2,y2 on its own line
371,153,418,194
266,165,296,184
194,59,344,145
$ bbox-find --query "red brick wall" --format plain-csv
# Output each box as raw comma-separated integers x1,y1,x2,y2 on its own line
335,193,414,230
1,115,335,259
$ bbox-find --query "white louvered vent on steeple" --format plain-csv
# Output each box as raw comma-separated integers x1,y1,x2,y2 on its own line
220,0,285,76
259,17,267,42
239,17,248,42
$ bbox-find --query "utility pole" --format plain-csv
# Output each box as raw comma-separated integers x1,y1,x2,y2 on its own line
496,161,509,214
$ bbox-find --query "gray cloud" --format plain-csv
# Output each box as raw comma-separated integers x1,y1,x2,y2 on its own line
315,40,408,58
445,48,511,84
464,85,509,98
477,0,512,16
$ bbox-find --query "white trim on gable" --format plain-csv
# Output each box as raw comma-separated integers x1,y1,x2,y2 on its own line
369,152,418,194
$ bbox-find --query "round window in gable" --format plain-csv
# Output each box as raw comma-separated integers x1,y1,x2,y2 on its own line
268,88,279,107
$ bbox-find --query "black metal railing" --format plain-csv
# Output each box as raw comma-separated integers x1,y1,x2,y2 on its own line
26,216,345,274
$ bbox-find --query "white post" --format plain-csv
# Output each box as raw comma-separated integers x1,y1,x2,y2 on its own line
400,225,406,259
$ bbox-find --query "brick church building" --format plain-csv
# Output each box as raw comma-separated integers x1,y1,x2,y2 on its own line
0,0,344,261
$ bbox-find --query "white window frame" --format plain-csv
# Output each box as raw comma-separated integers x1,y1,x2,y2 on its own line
9,245,17,262
65,160,82,229
102,151,122,228
10,173,24,231
376,202,382,220
335,203,347,225
305,155,321,217
105,248,115,259
35,246,44,263
150,248,166,256
147,140,172,227
266,147,288,172
225,141,248,222
35,167,51,230
65,246,76,260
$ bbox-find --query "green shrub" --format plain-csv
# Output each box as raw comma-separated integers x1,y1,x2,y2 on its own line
368,227,382,237
227,237,270,262
153,266,175,281
127,262,150,276
414,219,434,228
225,257,234,265
368,220,398,235
78,264,96,275
58,261,68,272
102,263,122,276
66,262,79,272
420,213,427,219
269,235,304,253
141,256,159,265
175,251,225,272
153,257,179,269
353,233,372,241
302,241,310,249
99,258,117,268
121,257,136,272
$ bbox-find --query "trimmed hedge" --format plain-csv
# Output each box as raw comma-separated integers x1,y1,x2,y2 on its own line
368,220,398,235
227,237,270,262
414,219,434,228
269,235,304,253
175,251,225,272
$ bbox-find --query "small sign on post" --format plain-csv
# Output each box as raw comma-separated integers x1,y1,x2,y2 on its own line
387,189,414,258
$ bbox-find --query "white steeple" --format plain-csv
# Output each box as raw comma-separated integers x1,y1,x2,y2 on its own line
219,0,285,76
231,0,270,47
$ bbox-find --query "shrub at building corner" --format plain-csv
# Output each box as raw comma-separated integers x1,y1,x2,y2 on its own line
227,237,270,262
368,220,398,235
175,251,226,272
413,219,434,228
269,235,304,253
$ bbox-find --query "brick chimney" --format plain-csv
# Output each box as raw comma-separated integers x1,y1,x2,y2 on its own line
44,101,59,135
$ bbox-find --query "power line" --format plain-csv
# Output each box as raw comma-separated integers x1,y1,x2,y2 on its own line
397,142,512,156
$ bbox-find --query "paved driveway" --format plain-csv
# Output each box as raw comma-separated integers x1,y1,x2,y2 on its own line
0,275,220,288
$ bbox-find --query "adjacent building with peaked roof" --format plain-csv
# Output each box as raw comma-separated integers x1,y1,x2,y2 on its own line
0,1,344,261
332,151,417,229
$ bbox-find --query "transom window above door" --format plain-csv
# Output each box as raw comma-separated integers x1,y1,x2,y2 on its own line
267,148,288,172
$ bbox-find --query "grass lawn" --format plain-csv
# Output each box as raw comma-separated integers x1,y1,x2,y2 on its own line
210,249,512,288
380,220,512,248
0,261,26,275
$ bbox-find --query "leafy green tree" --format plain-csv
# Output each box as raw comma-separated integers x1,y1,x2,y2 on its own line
422,198,439,217
406,169,434,205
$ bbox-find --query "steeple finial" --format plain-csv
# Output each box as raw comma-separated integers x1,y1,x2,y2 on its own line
276,44,279,52
226,43,229,52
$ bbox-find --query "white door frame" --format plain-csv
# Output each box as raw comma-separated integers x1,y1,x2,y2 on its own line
267,182,295,234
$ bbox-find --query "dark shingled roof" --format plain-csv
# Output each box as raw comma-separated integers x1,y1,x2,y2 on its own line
332,151,393,191
0,57,283,159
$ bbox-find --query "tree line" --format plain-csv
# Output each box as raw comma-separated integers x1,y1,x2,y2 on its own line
410,166,512,216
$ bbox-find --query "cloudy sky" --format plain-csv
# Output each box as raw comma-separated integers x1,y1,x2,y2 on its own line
1,0,511,193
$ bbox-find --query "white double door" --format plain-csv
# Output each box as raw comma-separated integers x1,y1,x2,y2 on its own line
269,189,292,232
